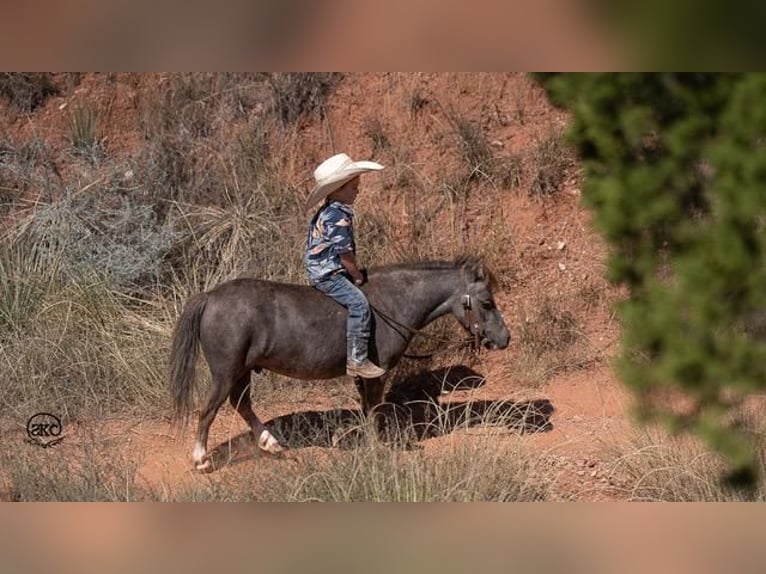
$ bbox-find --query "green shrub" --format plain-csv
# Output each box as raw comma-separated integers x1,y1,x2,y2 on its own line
539,72,766,488
67,104,102,162
17,191,176,292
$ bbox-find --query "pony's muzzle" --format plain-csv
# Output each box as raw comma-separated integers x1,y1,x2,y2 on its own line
484,327,510,350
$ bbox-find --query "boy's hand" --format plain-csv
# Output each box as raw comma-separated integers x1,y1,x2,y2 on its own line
355,268,369,286
340,252,365,286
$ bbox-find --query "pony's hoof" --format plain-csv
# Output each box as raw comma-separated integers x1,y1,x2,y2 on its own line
258,430,284,454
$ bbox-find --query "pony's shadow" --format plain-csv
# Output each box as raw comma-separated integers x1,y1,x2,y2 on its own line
205,365,553,470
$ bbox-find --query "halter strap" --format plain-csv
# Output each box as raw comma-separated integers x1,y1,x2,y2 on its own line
369,292,480,357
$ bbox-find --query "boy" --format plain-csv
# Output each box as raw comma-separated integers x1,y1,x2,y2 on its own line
304,152,386,379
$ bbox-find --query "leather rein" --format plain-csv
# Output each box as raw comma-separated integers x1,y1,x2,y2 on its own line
370,293,484,359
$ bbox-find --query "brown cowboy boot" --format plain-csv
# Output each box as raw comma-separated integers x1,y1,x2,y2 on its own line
346,336,386,378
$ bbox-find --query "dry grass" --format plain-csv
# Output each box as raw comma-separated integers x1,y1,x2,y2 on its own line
173,400,558,502
0,427,146,501
0,73,59,113
0,277,170,420
267,72,342,125
67,104,102,163
0,400,555,502
510,292,599,387
604,428,766,501
527,130,577,198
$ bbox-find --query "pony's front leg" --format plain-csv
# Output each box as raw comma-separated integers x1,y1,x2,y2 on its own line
330,375,388,449
355,376,387,415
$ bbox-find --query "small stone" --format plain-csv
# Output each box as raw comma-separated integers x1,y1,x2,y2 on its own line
557,241,566,251
558,262,566,271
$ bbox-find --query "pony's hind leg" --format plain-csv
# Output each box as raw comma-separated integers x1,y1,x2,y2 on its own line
230,374,283,454
193,373,232,471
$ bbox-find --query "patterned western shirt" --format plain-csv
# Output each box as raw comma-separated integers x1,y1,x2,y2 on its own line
305,200,355,284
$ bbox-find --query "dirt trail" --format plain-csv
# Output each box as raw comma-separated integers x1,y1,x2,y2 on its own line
4,361,631,500
160,365,631,499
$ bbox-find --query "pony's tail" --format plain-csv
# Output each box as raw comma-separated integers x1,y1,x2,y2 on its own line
169,292,209,431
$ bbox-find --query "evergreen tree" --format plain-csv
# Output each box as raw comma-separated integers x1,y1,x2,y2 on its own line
538,73,766,489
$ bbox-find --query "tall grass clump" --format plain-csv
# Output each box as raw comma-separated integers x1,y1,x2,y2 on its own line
133,73,243,211
443,113,525,197
454,117,493,182
67,104,102,163
267,72,342,125
0,191,176,419
169,171,305,293
364,117,391,155
513,294,591,387
292,441,545,502
0,268,170,418
0,135,60,205
607,429,766,501
493,154,523,190
528,130,576,198
140,73,216,140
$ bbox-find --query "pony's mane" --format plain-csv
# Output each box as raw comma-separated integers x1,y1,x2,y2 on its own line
370,255,497,286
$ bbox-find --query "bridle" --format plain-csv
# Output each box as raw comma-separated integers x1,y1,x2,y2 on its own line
370,291,485,358
461,293,484,350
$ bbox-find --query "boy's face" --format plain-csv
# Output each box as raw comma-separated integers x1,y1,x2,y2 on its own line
329,176,360,204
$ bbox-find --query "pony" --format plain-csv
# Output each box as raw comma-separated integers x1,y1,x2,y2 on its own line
170,257,510,470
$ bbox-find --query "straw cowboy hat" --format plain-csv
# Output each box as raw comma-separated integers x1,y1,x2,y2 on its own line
304,153,384,213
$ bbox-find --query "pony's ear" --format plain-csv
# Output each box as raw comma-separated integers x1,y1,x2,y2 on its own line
467,256,497,288
477,261,487,281
462,256,485,282
474,262,486,281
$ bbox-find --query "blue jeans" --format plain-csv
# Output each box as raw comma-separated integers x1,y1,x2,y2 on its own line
313,273,371,340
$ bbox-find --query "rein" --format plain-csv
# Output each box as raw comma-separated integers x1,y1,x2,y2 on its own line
370,294,482,360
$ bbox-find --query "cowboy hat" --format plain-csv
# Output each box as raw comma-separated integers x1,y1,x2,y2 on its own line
304,153,384,213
